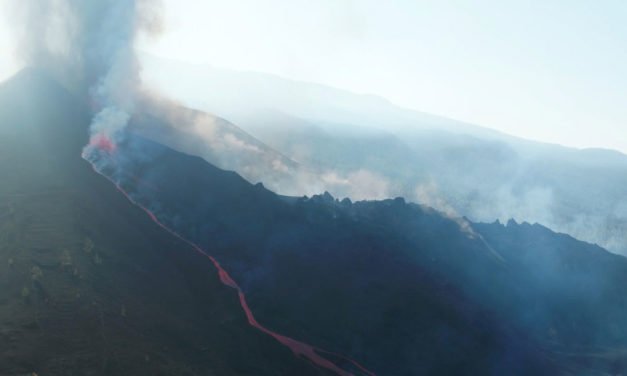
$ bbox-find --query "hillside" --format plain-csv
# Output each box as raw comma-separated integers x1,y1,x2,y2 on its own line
0,69,326,375
92,125,627,374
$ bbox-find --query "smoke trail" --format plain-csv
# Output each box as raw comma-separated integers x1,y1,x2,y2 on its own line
7,0,162,153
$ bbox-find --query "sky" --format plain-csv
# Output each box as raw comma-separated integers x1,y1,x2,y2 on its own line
1,0,626,153
0,1,19,83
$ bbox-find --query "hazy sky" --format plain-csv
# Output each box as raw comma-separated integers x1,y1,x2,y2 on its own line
0,1,19,83
1,1,626,152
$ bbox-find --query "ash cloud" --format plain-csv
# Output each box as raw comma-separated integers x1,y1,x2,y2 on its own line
7,0,162,152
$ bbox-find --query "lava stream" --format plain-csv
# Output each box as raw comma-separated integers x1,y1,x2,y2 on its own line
82,152,375,376
88,134,117,153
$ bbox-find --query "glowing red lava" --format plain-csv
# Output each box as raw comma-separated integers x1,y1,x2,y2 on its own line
89,134,116,153
84,158,376,376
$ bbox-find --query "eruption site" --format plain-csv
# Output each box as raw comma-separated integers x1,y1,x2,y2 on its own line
7,0,376,374
8,0,162,156
89,133,117,154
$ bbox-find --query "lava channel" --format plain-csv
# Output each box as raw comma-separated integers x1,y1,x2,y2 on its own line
83,156,376,376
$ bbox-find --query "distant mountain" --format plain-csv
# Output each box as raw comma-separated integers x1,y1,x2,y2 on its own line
0,69,326,375
89,123,627,374
139,54,503,140
140,54,627,256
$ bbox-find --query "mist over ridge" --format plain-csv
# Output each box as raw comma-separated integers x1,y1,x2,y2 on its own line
139,55,627,255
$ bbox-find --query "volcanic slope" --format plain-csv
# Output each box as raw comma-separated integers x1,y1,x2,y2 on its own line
100,131,627,375
0,69,328,375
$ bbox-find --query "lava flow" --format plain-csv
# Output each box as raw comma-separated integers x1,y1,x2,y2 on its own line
88,133,117,153
82,153,376,376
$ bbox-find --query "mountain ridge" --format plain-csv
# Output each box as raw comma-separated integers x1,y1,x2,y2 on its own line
139,55,627,255
141,53,627,157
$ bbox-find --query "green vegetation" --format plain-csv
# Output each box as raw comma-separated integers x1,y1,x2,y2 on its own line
30,266,43,281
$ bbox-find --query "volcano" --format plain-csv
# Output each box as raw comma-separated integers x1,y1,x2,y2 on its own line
0,69,329,375
4,68,627,376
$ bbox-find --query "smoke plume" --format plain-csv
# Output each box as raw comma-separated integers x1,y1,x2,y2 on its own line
7,0,162,152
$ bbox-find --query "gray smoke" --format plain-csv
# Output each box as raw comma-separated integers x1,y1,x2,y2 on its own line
7,0,162,147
